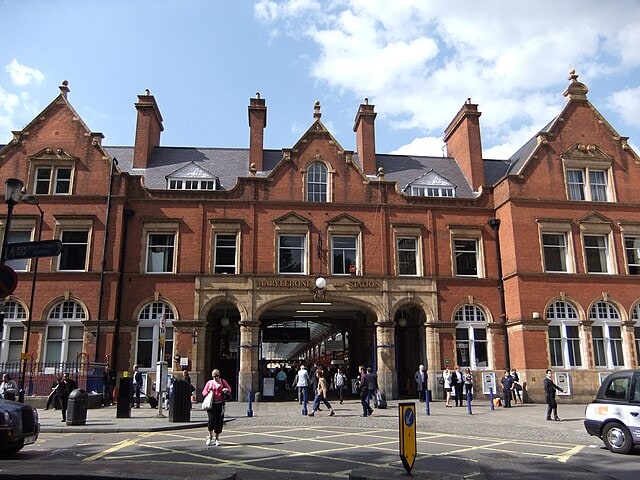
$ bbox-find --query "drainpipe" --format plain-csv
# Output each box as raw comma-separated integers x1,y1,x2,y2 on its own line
111,207,135,373
95,158,118,362
488,218,510,371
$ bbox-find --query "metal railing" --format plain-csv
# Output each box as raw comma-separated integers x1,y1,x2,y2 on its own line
0,360,107,397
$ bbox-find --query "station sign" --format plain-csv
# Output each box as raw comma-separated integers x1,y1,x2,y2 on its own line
5,240,63,260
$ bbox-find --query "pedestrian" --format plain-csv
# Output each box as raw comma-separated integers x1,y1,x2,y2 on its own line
45,375,62,410
308,370,335,417
453,366,464,406
414,365,428,402
102,365,116,406
275,366,288,401
511,368,522,404
0,373,18,401
293,365,310,404
59,372,77,422
132,365,143,408
201,368,231,446
500,370,514,408
357,365,372,417
183,369,196,402
463,367,474,404
442,366,452,407
333,367,347,404
544,369,564,421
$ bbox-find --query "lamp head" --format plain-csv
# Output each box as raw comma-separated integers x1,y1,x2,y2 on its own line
315,277,326,289
5,178,24,204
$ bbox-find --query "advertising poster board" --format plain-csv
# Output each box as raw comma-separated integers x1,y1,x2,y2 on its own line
263,377,275,397
482,372,497,395
555,372,570,395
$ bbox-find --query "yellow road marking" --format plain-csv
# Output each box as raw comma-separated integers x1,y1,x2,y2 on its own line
83,433,153,462
555,444,586,463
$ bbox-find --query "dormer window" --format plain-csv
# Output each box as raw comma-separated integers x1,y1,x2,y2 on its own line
166,161,218,191
405,171,455,197
561,144,615,202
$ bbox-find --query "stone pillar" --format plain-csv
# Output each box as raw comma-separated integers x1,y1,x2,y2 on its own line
622,320,637,368
425,322,441,394
238,318,260,402
375,321,397,399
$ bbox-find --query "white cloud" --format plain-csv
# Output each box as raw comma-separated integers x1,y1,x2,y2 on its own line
255,0,640,156
390,136,444,157
606,86,640,127
5,59,45,86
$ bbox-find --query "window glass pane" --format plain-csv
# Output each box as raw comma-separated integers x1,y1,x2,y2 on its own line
137,326,154,368
7,326,24,362
584,235,607,273
55,168,72,194
66,326,84,362
397,237,418,275
35,167,52,194
214,234,237,274
307,163,327,202
45,326,63,363
566,169,585,200
589,170,607,201
59,230,88,271
147,233,175,273
542,233,567,272
331,236,357,274
279,235,305,274
625,237,640,275
454,239,478,276
5,230,32,271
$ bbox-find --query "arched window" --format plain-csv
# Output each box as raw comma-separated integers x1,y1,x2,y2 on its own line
590,301,623,368
546,300,582,368
455,304,488,368
306,163,327,202
136,301,175,370
45,300,86,365
1,300,26,364
632,302,640,365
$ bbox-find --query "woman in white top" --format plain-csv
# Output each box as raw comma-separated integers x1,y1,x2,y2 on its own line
442,366,453,407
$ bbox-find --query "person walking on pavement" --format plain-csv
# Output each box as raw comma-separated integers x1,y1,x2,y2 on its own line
334,367,347,404
365,367,378,409
202,368,231,446
275,367,288,401
511,368,522,404
45,375,62,410
453,366,464,406
357,365,372,417
293,365,310,404
500,370,514,408
59,372,77,422
544,369,564,421
132,365,143,408
308,370,335,417
442,366,453,407
102,365,116,406
414,365,428,402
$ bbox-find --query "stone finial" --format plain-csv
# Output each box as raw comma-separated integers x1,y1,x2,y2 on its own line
59,80,70,98
144,89,151,96
568,68,578,81
313,100,321,120
377,167,385,178
563,68,588,100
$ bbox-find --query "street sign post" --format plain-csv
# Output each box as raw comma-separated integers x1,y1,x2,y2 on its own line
5,240,63,260
398,402,417,474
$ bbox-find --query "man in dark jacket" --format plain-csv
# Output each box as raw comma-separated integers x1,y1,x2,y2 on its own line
500,370,514,408
544,369,564,421
103,365,116,406
59,372,78,422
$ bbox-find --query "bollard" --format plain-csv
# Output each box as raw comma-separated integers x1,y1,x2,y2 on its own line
301,387,308,415
466,390,472,415
489,387,494,411
425,389,430,416
247,391,253,417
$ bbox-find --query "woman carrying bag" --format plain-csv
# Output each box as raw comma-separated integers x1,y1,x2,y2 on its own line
201,368,232,446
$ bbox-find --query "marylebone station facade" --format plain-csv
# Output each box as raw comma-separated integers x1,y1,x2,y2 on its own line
0,71,639,404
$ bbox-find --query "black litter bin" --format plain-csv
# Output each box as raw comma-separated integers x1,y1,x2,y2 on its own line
66,388,88,426
117,377,133,418
169,379,191,422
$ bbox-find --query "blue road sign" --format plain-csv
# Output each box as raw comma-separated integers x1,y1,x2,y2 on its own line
5,240,63,260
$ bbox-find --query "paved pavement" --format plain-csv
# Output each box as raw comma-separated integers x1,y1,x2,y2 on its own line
38,396,593,444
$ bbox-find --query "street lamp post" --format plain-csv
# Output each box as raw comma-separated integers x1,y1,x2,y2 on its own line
18,195,44,403
0,178,24,370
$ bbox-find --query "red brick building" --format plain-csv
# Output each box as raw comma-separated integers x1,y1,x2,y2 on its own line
0,71,638,402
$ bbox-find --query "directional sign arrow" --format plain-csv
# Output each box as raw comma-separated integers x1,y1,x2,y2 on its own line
5,239,63,260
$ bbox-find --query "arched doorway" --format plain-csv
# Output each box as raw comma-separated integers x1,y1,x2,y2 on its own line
395,305,426,399
204,297,240,400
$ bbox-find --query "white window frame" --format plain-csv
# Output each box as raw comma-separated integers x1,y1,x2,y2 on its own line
135,301,175,370
146,232,176,274
278,234,307,274
214,232,239,274
34,165,73,195
546,300,582,368
168,178,216,190
4,227,33,272
541,232,570,273
44,300,86,364
453,238,480,277
632,302,640,366
330,235,359,275
563,154,614,203
396,236,419,276
590,301,624,368
306,162,328,202
58,229,90,272
454,304,488,369
583,233,613,274
624,235,640,275
0,300,26,364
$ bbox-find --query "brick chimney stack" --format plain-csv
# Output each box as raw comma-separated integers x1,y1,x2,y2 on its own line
353,98,377,175
248,93,267,171
443,99,484,192
133,89,163,169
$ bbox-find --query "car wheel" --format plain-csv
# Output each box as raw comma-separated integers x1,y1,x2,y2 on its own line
0,444,24,456
602,421,633,454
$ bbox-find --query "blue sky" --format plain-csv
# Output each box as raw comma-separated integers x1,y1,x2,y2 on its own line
1,0,639,159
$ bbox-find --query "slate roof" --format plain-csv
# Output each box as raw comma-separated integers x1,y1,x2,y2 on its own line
105,145,511,198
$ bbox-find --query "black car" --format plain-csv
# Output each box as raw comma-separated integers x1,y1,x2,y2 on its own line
0,399,40,455
584,369,640,454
